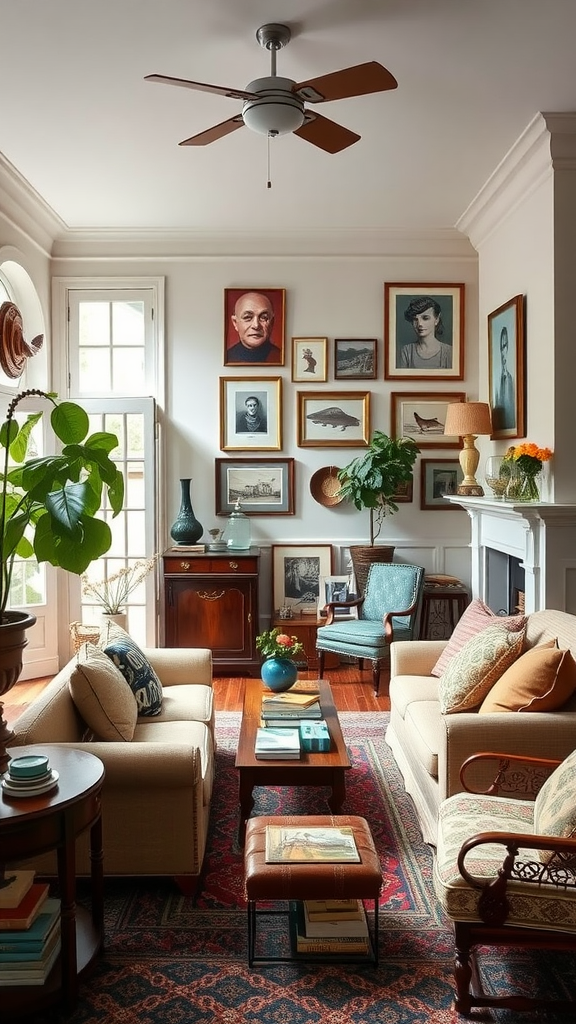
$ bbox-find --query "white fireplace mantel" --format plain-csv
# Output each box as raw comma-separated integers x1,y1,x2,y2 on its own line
447,496,576,614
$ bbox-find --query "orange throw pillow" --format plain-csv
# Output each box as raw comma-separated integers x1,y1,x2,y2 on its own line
479,640,576,713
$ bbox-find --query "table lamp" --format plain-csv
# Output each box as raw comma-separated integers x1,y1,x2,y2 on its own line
443,402,492,496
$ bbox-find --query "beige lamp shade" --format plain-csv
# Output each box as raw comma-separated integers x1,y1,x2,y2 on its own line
443,402,492,496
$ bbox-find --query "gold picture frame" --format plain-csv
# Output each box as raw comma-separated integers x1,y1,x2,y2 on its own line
219,377,282,452
291,337,328,382
297,391,370,448
384,282,465,381
391,391,466,449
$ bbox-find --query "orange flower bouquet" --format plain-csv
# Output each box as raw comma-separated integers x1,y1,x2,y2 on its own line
504,442,553,501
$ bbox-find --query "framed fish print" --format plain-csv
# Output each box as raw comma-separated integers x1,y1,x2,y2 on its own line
219,376,282,451
390,391,466,450
420,459,464,510
271,543,333,615
384,283,465,381
215,457,294,515
297,391,371,448
291,337,328,382
488,294,525,440
224,287,286,366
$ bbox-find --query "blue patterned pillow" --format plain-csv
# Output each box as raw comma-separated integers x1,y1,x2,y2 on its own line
103,631,162,717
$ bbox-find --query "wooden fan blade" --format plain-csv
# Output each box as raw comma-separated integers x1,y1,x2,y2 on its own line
179,116,245,147
294,62,397,103
293,112,360,154
145,74,257,102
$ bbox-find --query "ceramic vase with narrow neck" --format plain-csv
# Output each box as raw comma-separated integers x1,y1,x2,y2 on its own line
170,478,204,545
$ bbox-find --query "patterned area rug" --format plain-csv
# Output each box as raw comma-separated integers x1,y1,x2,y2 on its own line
49,713,575,1022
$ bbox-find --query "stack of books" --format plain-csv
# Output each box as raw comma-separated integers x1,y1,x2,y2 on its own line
289,899,370,956
260,690,322,728
0,872,61,986
254,726,301,760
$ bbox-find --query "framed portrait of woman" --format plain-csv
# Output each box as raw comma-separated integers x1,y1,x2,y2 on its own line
384,283,465,381
224,287,286,366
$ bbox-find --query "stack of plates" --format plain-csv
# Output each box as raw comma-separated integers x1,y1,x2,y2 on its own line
1,755,59,798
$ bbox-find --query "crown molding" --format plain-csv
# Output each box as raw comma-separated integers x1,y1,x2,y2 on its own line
0,152,65,257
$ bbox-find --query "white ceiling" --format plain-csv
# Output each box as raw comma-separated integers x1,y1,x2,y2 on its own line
2,0,576,236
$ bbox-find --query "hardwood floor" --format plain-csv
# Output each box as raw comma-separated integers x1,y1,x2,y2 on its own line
1,664,390,728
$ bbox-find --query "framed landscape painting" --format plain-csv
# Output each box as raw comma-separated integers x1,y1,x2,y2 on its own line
271,544,333,615
215,457,294,515
488,293,525,440
219,376,282,451
334,339,377,380
391,391,466,449
384,283,465,381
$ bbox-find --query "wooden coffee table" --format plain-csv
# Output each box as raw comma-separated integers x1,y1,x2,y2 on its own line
235,678,351,844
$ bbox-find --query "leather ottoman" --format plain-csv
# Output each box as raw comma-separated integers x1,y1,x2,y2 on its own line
244,814,382,965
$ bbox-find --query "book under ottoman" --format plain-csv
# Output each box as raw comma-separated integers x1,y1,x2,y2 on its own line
243,815,382,966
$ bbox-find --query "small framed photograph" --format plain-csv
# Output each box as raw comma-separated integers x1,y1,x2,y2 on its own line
384,283,465,380
297,391,370,448
272,544,333,615
420,459,464,510
219,377,282,451
392,477,413,503
224,287,285,366
391,391,466,449
334,339,377,380
215,457,294,515
291,337,328,382
317,574,358,619
488,294,525,440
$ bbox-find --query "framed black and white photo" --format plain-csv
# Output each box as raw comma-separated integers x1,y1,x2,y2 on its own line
488,294,525,440
420,459,464,509
297,391,370,448
223,287,285,366
317,574,358,619
334,339,377,380
384,283,465,381
291,337,328,382
219,376,282,451
271,544,333,616
215,457,294,515
391,391,466,449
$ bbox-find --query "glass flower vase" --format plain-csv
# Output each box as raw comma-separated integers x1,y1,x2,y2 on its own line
485,456,512,499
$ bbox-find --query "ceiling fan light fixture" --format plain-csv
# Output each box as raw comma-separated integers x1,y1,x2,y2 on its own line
242,77,305,136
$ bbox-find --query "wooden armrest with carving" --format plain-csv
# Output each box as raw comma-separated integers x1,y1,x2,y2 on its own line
459,752,562,798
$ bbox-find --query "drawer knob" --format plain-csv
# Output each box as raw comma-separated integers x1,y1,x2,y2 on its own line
180,561,191,570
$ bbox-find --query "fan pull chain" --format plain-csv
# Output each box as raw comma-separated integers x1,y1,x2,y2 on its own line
267,133,272,189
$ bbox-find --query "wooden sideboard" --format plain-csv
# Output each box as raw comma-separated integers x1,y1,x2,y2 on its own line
163,549,260,674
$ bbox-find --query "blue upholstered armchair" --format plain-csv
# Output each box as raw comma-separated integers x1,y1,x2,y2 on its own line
316,562,425,696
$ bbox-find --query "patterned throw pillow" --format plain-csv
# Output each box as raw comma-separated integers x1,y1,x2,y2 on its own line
533,749,576,865
69,643,138,740
438,622,526,714
102,626,163,717
431,598,526,677
479,640,576,713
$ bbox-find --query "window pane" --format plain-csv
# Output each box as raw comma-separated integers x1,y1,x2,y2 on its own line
79,347,111,393
79,302,110,346
112,301,145,346
112,348,145,393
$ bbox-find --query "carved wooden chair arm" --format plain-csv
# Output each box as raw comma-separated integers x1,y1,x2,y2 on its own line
323,595,364,624
457,830,576,926
459,752,562,797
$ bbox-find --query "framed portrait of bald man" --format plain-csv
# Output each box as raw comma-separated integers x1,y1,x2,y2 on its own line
224,287,286,366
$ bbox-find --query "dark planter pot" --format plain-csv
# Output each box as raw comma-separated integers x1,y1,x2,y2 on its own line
350,545,395,598
0,610,37,773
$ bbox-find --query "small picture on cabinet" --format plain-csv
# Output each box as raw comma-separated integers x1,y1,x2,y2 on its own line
291,337,328,382
317,575,358,619
224,287,285,366
272,544,333,615
220,376,282,451
215,457,294,515
334,339,377,380
420,459,464,509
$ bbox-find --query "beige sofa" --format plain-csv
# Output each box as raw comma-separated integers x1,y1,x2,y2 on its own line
9,645,215,892
385,609,576,845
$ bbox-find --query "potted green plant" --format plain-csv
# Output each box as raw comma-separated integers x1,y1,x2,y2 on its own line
337,432,419,595
0,388,124,766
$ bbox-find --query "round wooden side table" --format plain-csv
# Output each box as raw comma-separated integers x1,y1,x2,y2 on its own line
0,745,105,1018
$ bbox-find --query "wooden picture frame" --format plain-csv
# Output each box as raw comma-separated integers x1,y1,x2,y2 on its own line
297,391,370,448
391,477,413,503
488,294,525,440
271,543,333,616
391,391,466,449
223,287,285,366
384,283,465,380
420,459,464,509
291,337,327,382
219,376,282,451
334,339,377,380
215,457,294,516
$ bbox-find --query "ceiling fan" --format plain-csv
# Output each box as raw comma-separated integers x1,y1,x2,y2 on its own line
145,23,397,154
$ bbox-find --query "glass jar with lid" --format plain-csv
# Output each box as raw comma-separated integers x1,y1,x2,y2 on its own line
224,499,251,550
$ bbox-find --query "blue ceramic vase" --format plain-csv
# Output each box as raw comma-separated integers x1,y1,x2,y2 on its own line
260,656,298,692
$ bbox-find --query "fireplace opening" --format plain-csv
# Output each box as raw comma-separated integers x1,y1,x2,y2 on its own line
485,548,525,616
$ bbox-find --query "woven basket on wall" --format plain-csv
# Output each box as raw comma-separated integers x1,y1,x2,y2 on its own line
69,621,101,653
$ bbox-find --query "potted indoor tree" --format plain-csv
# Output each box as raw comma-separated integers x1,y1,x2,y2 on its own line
337,431,419,596
0,388,124,767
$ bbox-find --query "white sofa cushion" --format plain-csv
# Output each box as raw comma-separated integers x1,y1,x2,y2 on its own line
69,643,138,741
